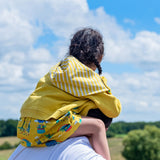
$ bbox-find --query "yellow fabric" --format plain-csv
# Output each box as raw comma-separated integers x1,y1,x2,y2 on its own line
17,111,81,147
49,56,109,97
20,56,121,120
18,56,121,147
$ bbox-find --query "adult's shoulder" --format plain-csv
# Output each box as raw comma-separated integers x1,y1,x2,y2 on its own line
9,136,105,160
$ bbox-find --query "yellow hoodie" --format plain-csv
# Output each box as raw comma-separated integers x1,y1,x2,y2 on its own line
17,56,121,147
20,56,121,120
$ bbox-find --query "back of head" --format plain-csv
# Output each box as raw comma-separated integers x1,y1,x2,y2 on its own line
69,28,104,75
87,109,112,128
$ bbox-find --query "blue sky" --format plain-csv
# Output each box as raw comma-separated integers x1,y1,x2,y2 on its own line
0,0,160,122
88,0,160,33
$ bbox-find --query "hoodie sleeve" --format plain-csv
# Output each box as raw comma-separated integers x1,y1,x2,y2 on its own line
87,92,121,118
88,92,121,118
86,76,121,118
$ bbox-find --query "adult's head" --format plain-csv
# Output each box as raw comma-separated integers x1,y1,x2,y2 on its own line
87,109,112,128
69,28,104,75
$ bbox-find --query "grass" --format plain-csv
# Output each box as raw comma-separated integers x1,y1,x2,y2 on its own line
109,137,125,160
0,137,20,160
115,134,127,138
0,149,15,160
0,136,125,160
0,137,20,146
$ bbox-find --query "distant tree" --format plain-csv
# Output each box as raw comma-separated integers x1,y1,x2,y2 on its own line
106,130,115,138
0,141,12,150
0,120,6,136
1,119,160,137
4,119,18,136
0,119,18,137
0,141,20,150
107,121,160,136
122,125,160,160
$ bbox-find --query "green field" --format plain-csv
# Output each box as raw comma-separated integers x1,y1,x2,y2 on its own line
0,136,125,160
109,137,125,160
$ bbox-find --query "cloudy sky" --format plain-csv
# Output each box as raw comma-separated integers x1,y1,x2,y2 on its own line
0,0,160,122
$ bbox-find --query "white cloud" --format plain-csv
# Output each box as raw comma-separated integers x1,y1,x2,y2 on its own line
2,51,25,64
103,30,160,68
0,61,24,85
124,18,135,25
51,39,69,60
0,48,55,95
0,9,41,54
27,63,52,79
0,92,30,119
1,0,160,68
28,48,53,62
0,0,89,38
0,0,160,121
154,17,160,24
103,71,160,121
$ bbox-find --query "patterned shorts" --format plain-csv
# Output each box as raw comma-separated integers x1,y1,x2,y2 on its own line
17,111,81,147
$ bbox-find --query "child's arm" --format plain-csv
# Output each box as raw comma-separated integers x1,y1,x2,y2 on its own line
69,116,111,160
86,92,121,118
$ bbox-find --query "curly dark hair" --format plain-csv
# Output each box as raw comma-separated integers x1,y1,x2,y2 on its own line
69,28,104,75
87,109,112,128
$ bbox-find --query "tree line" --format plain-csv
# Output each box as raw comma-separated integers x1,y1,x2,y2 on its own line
107,121,160,137
0,119,160,137
0,119,18,137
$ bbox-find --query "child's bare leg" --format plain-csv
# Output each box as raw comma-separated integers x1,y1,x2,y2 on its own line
69,117,111,160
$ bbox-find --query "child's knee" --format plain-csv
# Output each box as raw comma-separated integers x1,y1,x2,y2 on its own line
93,118,105,132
